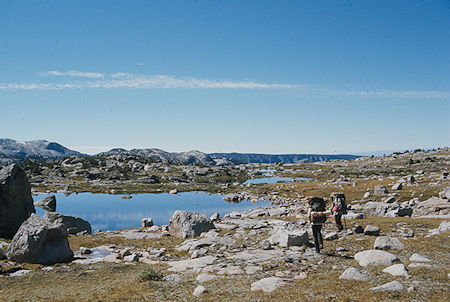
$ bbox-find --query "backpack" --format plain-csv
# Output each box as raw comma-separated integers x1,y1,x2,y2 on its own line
310,197,325,212
309,197,327,223
331,192,347,214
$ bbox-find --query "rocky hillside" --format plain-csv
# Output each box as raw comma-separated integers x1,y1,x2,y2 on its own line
98,148,223,166
0,139,83,161
209,152,360,164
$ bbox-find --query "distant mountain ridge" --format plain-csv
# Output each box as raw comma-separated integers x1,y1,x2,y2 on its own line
0,138,360,166
0,139,83,161
209,152,360,164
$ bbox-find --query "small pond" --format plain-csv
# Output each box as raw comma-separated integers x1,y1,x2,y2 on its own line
33,192,271,232
243,176,312,185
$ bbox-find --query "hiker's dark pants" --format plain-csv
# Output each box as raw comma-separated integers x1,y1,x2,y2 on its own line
335,214,343,231
312,224,323,252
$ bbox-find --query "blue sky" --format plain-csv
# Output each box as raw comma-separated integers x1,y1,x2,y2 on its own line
0,1,449,154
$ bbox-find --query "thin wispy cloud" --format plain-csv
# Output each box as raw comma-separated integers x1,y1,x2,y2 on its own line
39,70,105,78
0,70,449,99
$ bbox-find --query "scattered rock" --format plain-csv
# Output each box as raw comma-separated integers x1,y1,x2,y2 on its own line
374,236,404,250
169,210,215,238
44,212,92,235
196,273,218,283
354,250,399,267
80,247,93,255
325,232,339,241
34,195,56,212
10,269,31,277
6,214,73,264
392,183,403,190
382,263,409,277
438,221,449,232
210,212,220,222
169,189,178,194
260,240,272,250
163,274,182,283
408,263,432,269
354,225,364,233
193,285,206,296
141,218,153,228
370,281,404,291
339,267,370,281
409,253,431,263
364,225,380,236
250,277,286,293
0,164,35,239
374,185,389,195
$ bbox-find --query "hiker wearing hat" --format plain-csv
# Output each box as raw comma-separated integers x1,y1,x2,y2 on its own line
331,192,347,231
307,196,327,253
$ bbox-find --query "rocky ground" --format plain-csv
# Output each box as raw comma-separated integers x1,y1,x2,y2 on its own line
1,148,449,301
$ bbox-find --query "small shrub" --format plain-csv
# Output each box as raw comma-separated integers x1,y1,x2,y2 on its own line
137,267,164,282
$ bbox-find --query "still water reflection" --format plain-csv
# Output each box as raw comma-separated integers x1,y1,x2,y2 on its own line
33,192,270,231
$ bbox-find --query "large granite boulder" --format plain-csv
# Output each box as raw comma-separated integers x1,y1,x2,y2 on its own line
354,250,399,267
44,212,92,235
268,222,309,247
6,214,73,264
169,210,215,238
35,195,56,212
0,164,35,239
363,202,399,217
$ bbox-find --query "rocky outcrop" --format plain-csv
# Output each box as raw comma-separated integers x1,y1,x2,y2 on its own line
169,210,215,238
6,214,73,264
44,212,92,235
0,164,35,239
35,195,56,212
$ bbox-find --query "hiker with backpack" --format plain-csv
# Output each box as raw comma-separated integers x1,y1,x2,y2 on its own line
330,192,347,231
307,196,327,253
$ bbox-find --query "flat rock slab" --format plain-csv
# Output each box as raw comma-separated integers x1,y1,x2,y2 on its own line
217,265,244,275
374,236,404,250
227,249,301,264
409,253,431,263
383,264,409,277
339,267,370,281
354,250,399,267
168,256,217,272
196,273,219,283
408,263,432,269
9,269,31,277
251,277,286,293
370,281,404,291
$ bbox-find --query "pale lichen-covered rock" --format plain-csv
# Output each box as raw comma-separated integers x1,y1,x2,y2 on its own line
370,281,404,291
383,263,409,277
169,210,215,238
6,214,73,264
251,277,286,293
354,250,399,267
339,267,369,281
0,164,35,239
409,253,431,263
374,236,404,250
